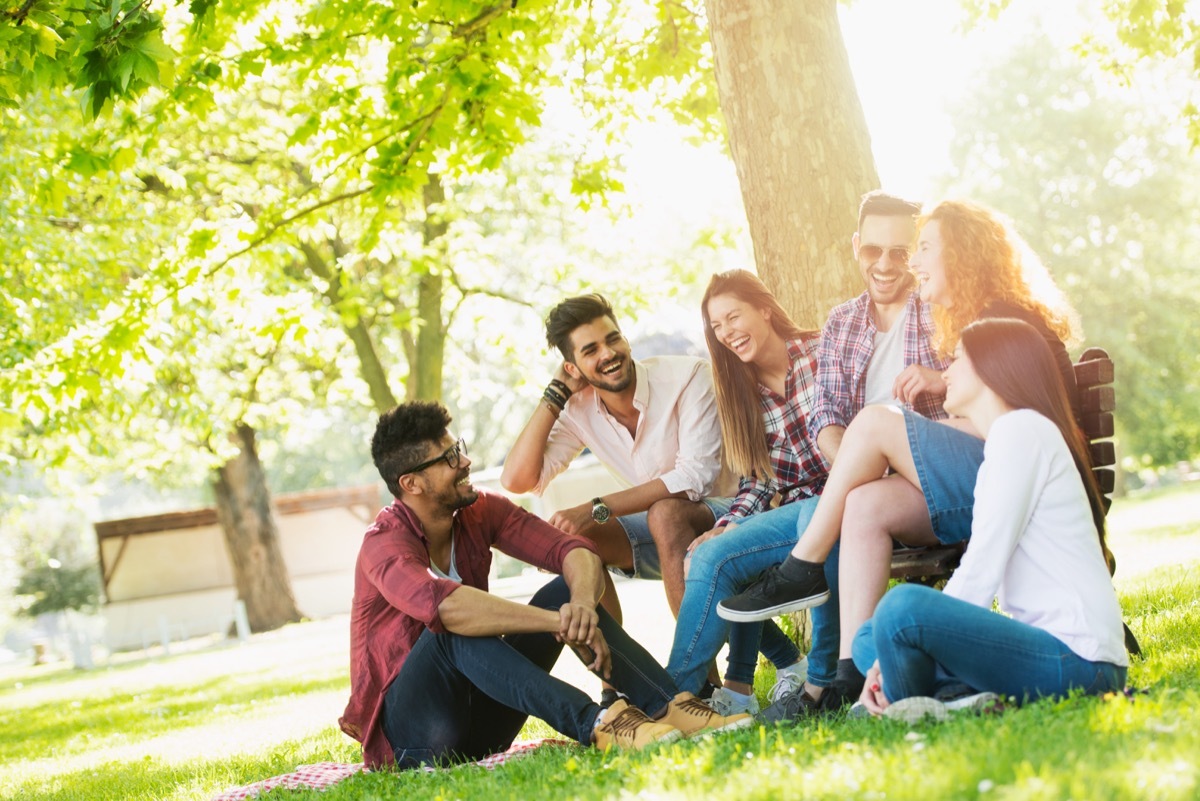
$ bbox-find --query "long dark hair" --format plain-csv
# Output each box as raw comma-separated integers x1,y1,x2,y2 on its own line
961,318,1106,553
701,270,816,479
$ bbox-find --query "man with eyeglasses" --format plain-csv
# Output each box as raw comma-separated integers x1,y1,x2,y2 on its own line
340,401,750,770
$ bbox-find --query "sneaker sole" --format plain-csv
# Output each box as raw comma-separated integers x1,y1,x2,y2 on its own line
716,590,831,622
687,715,756,739
944,692,1004,714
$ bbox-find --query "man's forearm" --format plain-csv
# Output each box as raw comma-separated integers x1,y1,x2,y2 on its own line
816,425,845,466
561,548,605,607
598,479,681,518
437,585,559,637
500,402,557,493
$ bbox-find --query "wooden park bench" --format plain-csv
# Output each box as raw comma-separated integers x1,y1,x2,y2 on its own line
885,346,1139,654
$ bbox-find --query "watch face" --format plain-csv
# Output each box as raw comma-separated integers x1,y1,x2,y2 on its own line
591,498,610,524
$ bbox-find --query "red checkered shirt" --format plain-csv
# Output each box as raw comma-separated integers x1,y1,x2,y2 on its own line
715,336,828,527
808,291,949,446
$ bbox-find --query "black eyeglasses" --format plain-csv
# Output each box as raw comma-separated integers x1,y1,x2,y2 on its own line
402,438,468,477
859,245,910,265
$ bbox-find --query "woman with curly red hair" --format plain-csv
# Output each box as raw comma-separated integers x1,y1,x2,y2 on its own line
716,200,1084,718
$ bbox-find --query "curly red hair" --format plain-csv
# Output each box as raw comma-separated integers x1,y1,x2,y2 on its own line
919,200,1072,357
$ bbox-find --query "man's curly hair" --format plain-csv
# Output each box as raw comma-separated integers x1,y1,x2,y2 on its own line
372,401,452,497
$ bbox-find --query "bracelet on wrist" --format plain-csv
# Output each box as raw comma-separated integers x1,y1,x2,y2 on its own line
543,387,567,408
541,397,562,418
548,378,573,399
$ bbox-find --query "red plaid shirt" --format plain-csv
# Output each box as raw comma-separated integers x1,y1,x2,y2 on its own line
808,291,949,446
716,336,828,527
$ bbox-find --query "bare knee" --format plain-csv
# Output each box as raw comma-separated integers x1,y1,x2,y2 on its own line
647,498,709,551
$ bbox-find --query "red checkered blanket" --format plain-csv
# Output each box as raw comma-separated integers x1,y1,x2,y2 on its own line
211,739,576,800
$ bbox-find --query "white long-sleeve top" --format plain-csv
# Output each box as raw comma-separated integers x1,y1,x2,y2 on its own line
944,409,1128,666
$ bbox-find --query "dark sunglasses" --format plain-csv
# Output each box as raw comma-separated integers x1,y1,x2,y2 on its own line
402,438,468,477
859,245,910,265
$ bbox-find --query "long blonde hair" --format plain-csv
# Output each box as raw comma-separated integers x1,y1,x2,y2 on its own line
701,271,816,480
920,200,1076,356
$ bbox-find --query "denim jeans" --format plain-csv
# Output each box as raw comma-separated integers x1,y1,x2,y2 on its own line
381,576,681,768
667,498,841,692
852,584,1127,702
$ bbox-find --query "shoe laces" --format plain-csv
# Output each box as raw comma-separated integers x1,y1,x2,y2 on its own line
673,695,717,721
605,704,653,737
778,687,817,717
769,671,805,704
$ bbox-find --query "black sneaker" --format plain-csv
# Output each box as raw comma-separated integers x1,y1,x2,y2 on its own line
599,688,625,708
717,565,830,622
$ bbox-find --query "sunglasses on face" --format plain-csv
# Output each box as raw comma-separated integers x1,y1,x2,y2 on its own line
859,245,910,265
402,438,468,477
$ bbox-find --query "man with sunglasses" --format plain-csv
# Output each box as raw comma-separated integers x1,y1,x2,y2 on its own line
340,401,750,770
809,190,949,464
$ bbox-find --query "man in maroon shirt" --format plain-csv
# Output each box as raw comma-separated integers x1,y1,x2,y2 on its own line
339,401,751,769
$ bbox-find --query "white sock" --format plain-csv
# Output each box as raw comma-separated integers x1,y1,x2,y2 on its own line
778,655,809,681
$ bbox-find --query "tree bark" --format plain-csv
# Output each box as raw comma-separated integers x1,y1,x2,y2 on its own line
705,0,878,327
405,173,449,402
213,423,303,633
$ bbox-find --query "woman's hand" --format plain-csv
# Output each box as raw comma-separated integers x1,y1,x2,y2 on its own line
859,661,890,716
683,523,733,579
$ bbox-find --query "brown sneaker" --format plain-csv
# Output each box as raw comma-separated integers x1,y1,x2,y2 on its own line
660,692,754,738
593,699,683,750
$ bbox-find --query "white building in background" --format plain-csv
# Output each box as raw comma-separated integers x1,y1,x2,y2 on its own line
95,456,623,652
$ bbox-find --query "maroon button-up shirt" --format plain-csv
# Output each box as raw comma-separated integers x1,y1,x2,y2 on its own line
338,489,598,768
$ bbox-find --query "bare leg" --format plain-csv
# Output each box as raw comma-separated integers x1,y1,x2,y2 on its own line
837,477,935,658
647,498,716,617
791,406,920,562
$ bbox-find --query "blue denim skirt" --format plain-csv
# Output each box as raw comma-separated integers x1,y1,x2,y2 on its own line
903,411,985,544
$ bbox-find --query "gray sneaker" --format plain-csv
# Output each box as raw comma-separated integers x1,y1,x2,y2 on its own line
768,666,806,705
943,691,1004,714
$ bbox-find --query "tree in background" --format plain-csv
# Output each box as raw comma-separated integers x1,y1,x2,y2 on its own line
939,33,1200,469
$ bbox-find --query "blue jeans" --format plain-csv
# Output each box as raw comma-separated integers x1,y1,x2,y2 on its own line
852,584,1127,702
667,499,841,692
381,576,680,768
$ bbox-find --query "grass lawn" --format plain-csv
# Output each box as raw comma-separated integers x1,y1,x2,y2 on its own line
3,484,1199,801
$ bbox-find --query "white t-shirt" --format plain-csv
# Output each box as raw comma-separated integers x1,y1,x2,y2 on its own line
944,409,1128,666
863,306,909,407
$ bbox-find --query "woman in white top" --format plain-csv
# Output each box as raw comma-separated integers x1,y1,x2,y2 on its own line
854,317,1128,718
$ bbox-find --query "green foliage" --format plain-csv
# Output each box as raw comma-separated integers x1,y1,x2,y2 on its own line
939,34,1200,465
13,559,100,617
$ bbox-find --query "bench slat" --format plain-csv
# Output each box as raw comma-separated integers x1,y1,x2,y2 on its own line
1094,467,1116,494
1074,354,1113,389
1090,440,1116,468
1080,385,1115,415
1082,411,1114,440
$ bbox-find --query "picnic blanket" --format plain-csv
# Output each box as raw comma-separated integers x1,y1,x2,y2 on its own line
211,739,576,800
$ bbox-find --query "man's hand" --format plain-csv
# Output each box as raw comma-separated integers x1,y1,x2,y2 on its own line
554,363,586,395
557,602,600,648
859,661,889,716
892,364,946,405
569,627,612,679
548,503,594,537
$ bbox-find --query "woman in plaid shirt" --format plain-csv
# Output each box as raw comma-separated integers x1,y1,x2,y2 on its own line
665,270,842,721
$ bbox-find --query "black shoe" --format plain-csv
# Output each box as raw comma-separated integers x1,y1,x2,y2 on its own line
717,565,830,622
757,682,850,725
696,681,719,701
599,688,625,708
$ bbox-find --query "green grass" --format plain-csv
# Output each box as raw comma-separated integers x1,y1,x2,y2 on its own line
4,485,1200,801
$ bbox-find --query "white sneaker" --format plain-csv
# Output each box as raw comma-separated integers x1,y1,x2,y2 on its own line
708,686,760,716
768,669,806,705
943,691,1004,714
883,696,948,724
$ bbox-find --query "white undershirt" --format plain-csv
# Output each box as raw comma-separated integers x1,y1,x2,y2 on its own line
428,535,462,582
944,409,1128,666
863,306,909,407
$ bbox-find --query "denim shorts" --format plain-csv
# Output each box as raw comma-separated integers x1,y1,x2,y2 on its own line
613,496,734,580
903,411,985,545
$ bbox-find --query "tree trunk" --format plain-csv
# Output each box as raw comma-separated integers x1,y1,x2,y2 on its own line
405,173,449,402
705,0,878,327
213,423,303,633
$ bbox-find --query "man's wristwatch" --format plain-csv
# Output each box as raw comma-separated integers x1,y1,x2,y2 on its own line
590,497,611,524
